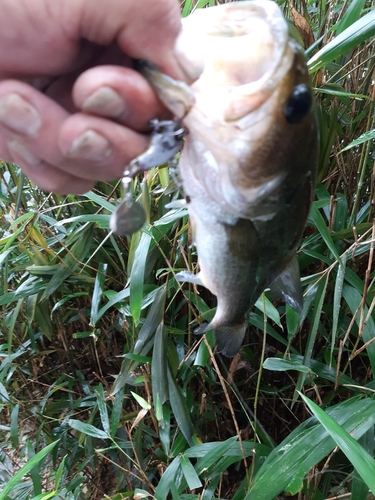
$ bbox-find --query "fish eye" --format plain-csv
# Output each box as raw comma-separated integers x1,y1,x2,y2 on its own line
284,84,312,124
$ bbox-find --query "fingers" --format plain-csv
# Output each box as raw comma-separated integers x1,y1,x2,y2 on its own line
0,80,150,193
73,65,170,130
76,0,203,83
0,0,204,195
58,113,149,180
9,149,96,194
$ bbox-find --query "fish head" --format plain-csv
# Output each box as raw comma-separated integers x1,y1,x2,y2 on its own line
141,1,317,220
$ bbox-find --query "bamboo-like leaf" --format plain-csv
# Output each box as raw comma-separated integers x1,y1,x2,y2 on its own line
10,403,19,448
336,0,367,35
340,128,375,152
0,382,10,403
180,455,203,490
300,393,375,494
51,292,88,314
314,86,369,100
130,408,149,431
54,454,67,490
308,9,375,72
246,397,375,499
55,214,110,228
182,0,194,17
97,288,131,322
42,225,93,300
83,191,115,212
294,274,329,402
130,232,152,325
154,456,182,499
194,437,239,473
111,287,166,395
133,286,167,355
7,299,23,352
167,364,195,446
110,386,125,439
308,204,342,264
30,493,58,500
343,284,375,374
331,253,347,364
0,441,59,500
193,330,216,367
133,489,152,499
159,403,171,457
285,304,299,340
90,263,108,326
131,391,151,410
95,384,110,435
152,324,168,405
287,354,356,386
154,208,188,227
255,295,282,328
263,358,314,374
27,439,42,495
352,428,373,500
185,440,266,460
34,300,53,340
68,419,108,439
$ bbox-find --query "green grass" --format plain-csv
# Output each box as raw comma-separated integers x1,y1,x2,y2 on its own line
1,0,375,499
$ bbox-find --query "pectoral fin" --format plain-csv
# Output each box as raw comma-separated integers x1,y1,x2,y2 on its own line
175,270,204,286
269,255,303,313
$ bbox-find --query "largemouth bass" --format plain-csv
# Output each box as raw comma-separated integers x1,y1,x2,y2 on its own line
141,0,318,356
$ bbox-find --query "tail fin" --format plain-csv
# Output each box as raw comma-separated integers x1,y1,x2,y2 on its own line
194,322,247,357
214,324,247,357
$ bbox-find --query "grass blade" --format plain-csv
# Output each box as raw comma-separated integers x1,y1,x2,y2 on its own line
68,419,108,440
308,9,375,72
167,364,195,446
130,232,152,325
152,324,168,405
0,441,59,500
90,263,108,326
246,397,375,499
180,455,203,490
300,393,375,494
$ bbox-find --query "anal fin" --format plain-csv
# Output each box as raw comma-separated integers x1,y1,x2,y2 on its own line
193,322,247,358
214,324,247,357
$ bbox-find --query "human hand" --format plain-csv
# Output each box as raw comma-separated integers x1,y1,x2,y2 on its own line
0,0,202,193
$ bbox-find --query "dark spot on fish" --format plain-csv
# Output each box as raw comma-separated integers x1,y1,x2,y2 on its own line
186,195,191,204
284,186,296,204
284,84,312,124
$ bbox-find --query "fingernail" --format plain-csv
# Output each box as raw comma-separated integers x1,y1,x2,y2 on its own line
0,94,41,136
173,30,204,82
82,87,126,118
8,139,42,165
66,129,112,161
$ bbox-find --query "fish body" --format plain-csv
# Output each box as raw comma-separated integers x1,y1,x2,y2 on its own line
142,1,318,356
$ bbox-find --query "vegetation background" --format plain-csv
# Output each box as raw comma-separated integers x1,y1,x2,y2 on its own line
0,0,375,498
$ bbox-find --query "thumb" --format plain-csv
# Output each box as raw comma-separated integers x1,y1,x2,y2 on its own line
77,0,203,82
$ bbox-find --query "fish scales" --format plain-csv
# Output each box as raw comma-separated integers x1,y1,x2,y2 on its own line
141,0,318,356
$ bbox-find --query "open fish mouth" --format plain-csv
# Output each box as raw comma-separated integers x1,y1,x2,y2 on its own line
178,1,295,122
189,3,288,81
